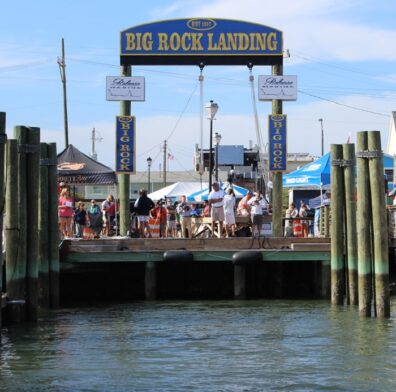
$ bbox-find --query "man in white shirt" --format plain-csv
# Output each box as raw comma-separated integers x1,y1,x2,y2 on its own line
248,190,268,237
208,182,225,238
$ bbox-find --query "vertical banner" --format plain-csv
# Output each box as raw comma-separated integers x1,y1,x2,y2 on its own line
116,115,135,173
268,114,287,171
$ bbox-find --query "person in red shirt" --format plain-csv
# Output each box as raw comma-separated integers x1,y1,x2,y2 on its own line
150,200,167,237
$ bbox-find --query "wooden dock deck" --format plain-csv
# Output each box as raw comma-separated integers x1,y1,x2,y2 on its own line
60,237,331,265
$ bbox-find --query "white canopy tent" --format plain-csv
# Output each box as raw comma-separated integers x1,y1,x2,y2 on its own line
148,182,208,201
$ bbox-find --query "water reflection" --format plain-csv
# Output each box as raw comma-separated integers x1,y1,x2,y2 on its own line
1,300,396,391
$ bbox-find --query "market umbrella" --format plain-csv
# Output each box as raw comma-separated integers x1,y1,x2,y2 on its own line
187,182,249,202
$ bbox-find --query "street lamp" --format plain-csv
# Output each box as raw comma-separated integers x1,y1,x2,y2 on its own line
318,118,324,156
147,156,152,193
214,132,222,182
205,100,219,191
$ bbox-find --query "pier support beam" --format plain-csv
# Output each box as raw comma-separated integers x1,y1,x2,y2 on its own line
5,139,23,322
357,132,372,317
39,143,50,308
48,143,59,308
343,143,358,305
145,262,157,300
368,131,390,318
330,144,345,305
26,127,40,321
234,265,246,299
0,113,5,332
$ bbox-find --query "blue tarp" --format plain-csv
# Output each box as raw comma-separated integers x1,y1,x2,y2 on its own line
283,152,394,188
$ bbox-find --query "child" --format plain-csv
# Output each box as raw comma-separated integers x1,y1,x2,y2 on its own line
74,201,87,238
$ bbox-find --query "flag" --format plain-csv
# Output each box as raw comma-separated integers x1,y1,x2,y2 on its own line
346,135,351,144
168,153,174,160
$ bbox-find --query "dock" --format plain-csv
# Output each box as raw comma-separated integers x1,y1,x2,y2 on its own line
59,237,332,302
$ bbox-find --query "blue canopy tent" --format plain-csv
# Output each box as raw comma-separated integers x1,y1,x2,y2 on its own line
283,153,331,188
283,152,394,189
187,183,249,202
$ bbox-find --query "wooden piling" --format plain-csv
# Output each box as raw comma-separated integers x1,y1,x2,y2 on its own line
145,262,157,300
271,63,283,238
330,144,345,305
25,127,40,321
8,126,29,322
119,65,132,236
38,143,50,307
234,265,246,299
5,140,21,315
356,132,372,317
47,143,60,308
368,131,390,318
343,143,358,305
0,113,5,331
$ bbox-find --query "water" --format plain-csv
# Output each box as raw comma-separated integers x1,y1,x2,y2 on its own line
1,300,396,392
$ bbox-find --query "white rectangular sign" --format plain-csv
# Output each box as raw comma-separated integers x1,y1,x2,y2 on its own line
106,76,145,101
258,75,297,101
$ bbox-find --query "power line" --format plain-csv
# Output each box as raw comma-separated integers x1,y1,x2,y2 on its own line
298,90,390,117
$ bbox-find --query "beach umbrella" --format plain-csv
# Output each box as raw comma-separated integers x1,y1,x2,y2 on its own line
187,182,249,202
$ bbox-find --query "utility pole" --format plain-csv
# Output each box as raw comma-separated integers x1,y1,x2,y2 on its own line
318,118,324,156
162,140,167,187
57,38,69,148
91,127,102,161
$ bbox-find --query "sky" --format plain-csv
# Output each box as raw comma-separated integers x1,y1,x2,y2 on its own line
1,0,395,174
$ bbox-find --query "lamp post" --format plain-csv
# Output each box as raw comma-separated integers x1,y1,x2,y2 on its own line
205,100,219,191
214,132,222,182
147,156,152,193
318,118,324,156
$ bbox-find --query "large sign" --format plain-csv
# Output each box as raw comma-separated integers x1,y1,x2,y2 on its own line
116,116,135,173
106,76,145,101
120,18,283,66
268,115,287,171
258,75,297,101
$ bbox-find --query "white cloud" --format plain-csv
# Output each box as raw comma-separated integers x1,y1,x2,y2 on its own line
155,0,396,62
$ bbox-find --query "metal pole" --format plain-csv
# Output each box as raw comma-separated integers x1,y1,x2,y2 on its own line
148,165,151,193
215,142,219,182
209,119,213,191
319,118,324,156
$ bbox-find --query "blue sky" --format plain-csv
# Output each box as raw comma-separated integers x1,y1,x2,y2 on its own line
1,0,395,172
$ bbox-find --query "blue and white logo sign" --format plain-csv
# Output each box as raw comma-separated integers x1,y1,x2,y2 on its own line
120,19,283,66
116,116,135,173
268,114,287,171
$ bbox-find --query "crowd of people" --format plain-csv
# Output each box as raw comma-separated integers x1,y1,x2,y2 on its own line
132,183,270,239
58,181,317,239
58,181,284,240
58,183,117,239
284,199,312,238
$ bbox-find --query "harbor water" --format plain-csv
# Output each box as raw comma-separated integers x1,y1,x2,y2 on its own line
1,299,396,391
